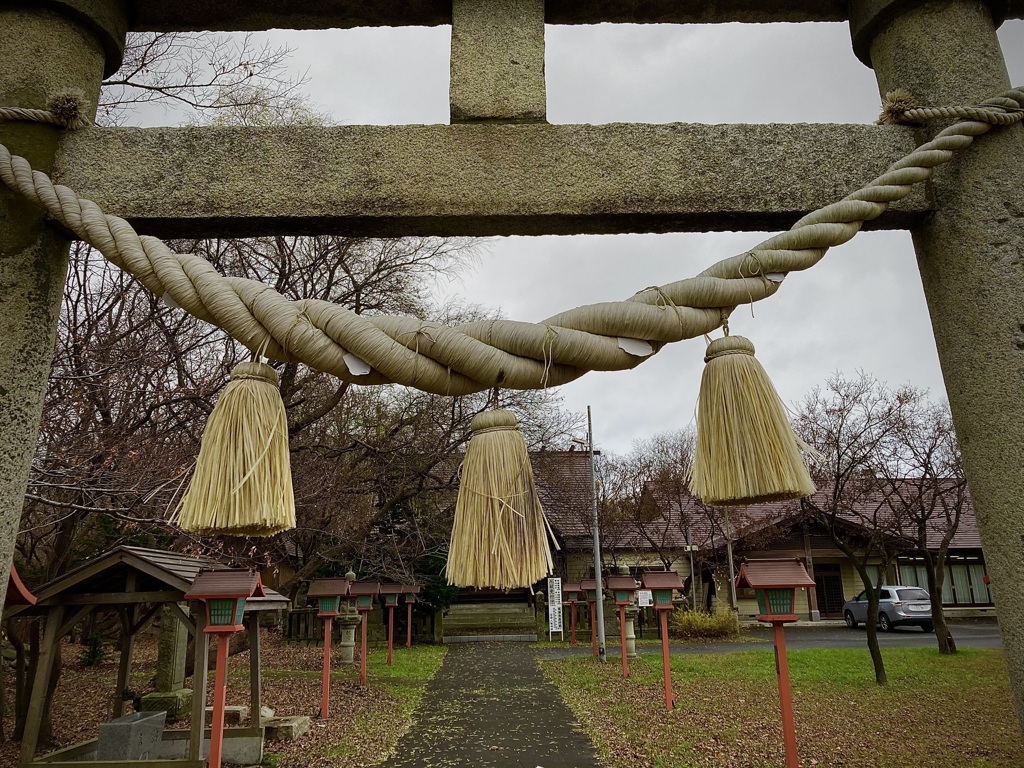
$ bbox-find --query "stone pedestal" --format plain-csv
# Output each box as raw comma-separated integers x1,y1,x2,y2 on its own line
336,611,360,665
624,605,638,659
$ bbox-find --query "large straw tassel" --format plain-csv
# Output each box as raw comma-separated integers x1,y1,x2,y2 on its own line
690,336,815,506
447,409,554,590
175,362,296,536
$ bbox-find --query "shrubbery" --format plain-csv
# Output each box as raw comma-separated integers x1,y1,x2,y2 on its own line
668,607,741,640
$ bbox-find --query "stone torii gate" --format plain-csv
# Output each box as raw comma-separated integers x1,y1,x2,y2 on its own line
1,0,1023,730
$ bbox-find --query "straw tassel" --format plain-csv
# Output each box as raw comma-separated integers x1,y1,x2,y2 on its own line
175,362,296,536
690,336,815,506
447,409,554,589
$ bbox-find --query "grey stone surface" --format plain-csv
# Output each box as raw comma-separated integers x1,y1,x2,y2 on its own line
90,1,1024,32
263,716,311,741
140,688,192,722
0,3,113,616
155,605,189,692
96,711,166,761
336,611,360,664
206,704,248,727
384,642,598,768
442,634,538,643
55,123,929,239
450,0,545,123
854,0,1024,732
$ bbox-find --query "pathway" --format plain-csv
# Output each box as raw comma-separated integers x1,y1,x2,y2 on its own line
385,642,599,768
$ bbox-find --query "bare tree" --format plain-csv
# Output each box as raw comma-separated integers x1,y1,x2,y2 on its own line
795,372,917,685
878,399,967,654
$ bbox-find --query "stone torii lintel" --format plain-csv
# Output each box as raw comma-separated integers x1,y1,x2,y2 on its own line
53,122,929,239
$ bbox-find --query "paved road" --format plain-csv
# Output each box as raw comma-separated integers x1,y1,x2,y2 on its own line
385,642,599,768
537,621,1003,660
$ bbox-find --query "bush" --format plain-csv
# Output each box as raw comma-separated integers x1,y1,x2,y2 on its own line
78,633,110,666
668,607,741,640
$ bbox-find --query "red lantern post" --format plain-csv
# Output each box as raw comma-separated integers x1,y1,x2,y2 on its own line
402,584,420,648
580,578,599,657
605,575,638,678
185,570,265,768
348,582,380,687
379,584,404,666
308,578,349,719
735,559,816,768
641,571,685,710
563,583,580,645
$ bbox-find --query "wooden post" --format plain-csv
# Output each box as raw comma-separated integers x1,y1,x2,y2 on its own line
248,617,262,728
19,606,65,765
188,610,210,762
659,610,673,710
208,636,231,768
320,616,332,718
589,601,597,657
406,601,412,649
112,605,137,719
386,605,395,666
359,611,368,687
570,603,577,645
773,622,800,768
618,605,629,678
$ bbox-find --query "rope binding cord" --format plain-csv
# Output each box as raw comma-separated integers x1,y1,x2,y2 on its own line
2,86,1022,550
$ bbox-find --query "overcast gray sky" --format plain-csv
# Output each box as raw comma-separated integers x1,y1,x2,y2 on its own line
142,20,1024,454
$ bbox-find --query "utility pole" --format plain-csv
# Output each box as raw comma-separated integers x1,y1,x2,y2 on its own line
686,525,697,612
723,508,740,630
588,406,607,663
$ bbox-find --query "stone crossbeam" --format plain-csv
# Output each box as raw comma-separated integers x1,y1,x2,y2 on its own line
121,0,1024,31
54,123,928,239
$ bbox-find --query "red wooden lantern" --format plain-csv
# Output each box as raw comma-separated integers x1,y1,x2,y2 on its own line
579,578,599,657
401,584,420,649
379,584,404,666
604,574,638,678
735,559,816,768
307,579,351,719
347,581,379,686
641,571,684,710
562,582,581,645
184,570,264,768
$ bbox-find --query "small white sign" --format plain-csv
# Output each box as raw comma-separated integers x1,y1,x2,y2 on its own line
637,589,653,608
547,577,564,639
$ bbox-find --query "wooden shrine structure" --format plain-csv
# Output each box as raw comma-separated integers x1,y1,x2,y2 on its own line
4,546,288,767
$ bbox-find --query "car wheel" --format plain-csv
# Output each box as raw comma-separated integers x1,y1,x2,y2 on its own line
844,611,858,629
879,613,893,632
922,623,934,633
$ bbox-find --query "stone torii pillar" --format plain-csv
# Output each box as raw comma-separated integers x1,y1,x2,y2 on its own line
852,0,1024,730
0,1,125,611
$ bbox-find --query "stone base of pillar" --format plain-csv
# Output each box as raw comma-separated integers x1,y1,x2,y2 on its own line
336,614,360,665
139,689,192,722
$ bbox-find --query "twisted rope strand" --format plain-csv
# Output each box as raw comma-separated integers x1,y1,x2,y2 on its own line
2,88,1022,395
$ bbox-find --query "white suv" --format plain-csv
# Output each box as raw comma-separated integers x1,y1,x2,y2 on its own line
843,586,933,632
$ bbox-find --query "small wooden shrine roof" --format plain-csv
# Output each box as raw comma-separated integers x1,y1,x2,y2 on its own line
349,581,380,596
579,578,598,592
379,583,405,595
308,578,351,598
605,575,639,591
641,571,685,591
5,546,288,617
6,563,37,607
185,568,265,600
735,559,816,590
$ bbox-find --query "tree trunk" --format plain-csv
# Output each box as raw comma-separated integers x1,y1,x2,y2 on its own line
863,589,888,685
39,642,63,746
924,550,957,654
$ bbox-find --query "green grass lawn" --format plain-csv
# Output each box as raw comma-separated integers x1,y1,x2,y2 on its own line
542,647,1024,768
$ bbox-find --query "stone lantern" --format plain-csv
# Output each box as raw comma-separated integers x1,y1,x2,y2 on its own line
735,559,816,768
604,574,638,678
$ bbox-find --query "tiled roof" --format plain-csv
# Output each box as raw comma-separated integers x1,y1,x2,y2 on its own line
185,568,265,600
307,578,351,598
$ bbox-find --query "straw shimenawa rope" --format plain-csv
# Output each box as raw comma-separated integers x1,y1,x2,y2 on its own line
1,88,1022,395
